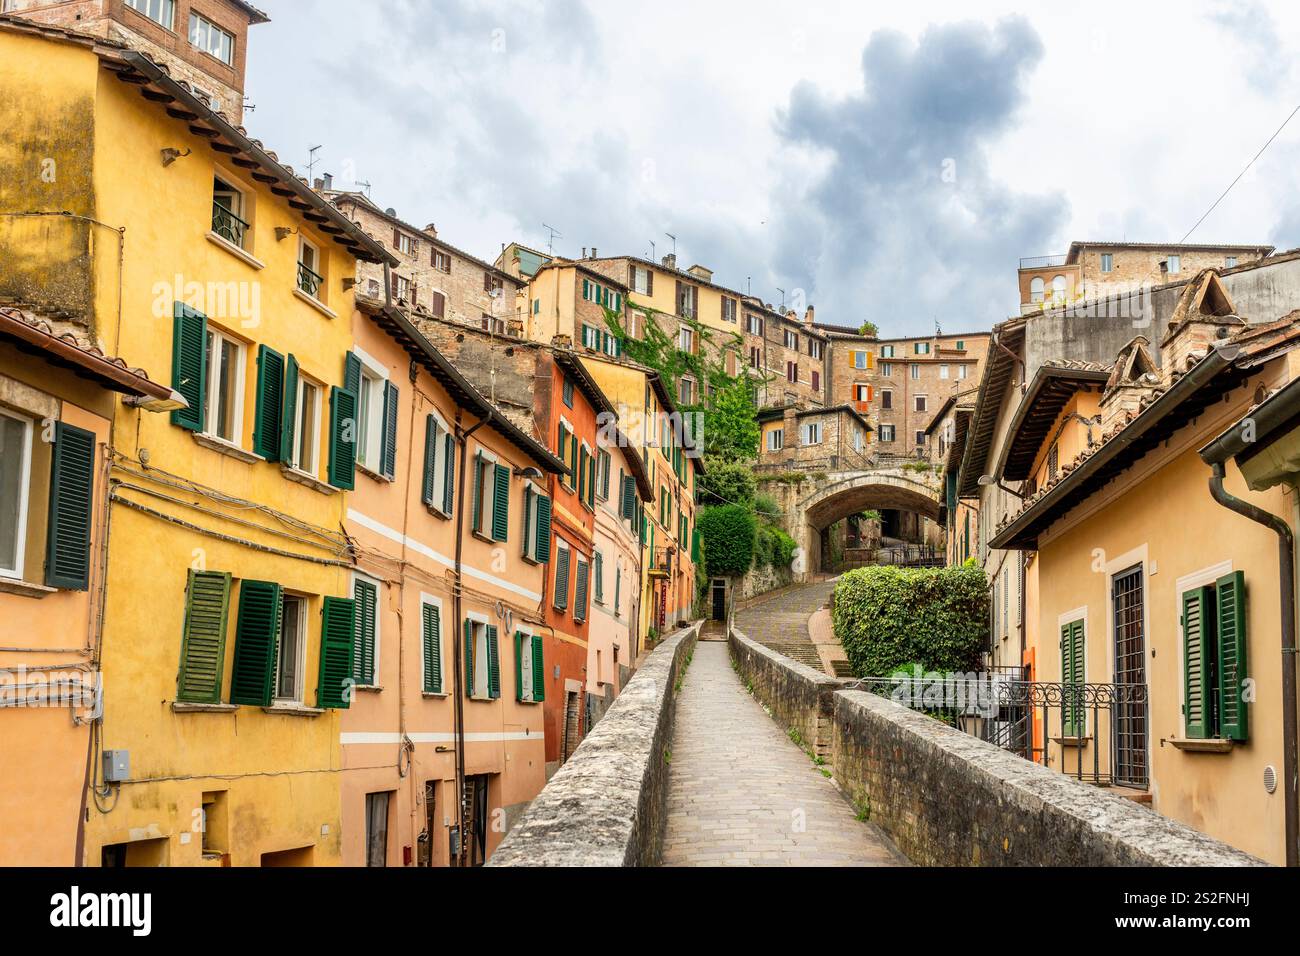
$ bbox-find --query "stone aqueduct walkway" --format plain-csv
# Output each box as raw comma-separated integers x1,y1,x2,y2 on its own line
660,582,905,867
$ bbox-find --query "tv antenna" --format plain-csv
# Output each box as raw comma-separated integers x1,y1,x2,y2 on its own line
776,287,786,311
542,223,562,256
650,240,656,263
356,180,373,199
306,144,324,182
665,233,677,259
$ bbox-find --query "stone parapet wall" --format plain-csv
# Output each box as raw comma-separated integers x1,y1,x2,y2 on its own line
488,623,701,867
728,630,846,761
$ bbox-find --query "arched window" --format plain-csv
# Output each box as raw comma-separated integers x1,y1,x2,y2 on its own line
1030,276,1045,302
1052,275,1067,300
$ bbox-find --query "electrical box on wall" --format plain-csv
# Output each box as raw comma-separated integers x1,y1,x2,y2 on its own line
102,749,130,783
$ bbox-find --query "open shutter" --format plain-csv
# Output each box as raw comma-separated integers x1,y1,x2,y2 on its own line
380,381,398,480
170,301,207,431
229,580,283,706
353,578,378,685
176,570,232,703
45,421,95,590
645,270,653,296
463,620,474,697
443,432,456,515
621,473,634,520
492,463,511,542
535,494,552,563
328,386,357,490
594,551,604,602
532,634,545,702
1181,586,1213,739
1216,571,1249,741
251,346,284,461
344,352,362,398
471,453,484,533
422,603,442,694
280,354,299,466
421,416,437,506
574,559,589,623
317,596,356,709
514,631,525,702
554,548,570,610
486,625,500,699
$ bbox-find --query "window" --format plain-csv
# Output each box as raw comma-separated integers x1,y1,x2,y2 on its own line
679,378,694,405
297,238,323,299
562,379,574,408
767,428,784,451
471,452,510,542
433,250,451,273
553,543,571,611
421,599,444,694
909,364,920,380
915,395,927,413
365,792,391,867
809,339,823,360
958,364,969,380
939,364,950,380
852,350,872,370
880,362,892,377
749,346,762,370
746,313,763,336
515,631,545,702
1030,276,1045,303
355,367,385,471
393,274,411,302
1100,253,1114,273
786,361,798,383
721,296,737,323
464,617,500,700
593,551,605,604
189,12,234,65
1180,572,1249,741
802,421,822,445
1225,256,1238,268
485,274,504,296
0,410,33,579
203,328,244,444
422,414,455,517
1048,442,1059,480
879,424,896,443
126,0,174,29
631,266,651,295
574,557,590,623
915,431,925,447
853,428,865,453
853,383,871,407
211,176,247,249
522,484,552,564
679,326,695,353
677,283,696,319
880,345,895,359
353,577,379,687
274,594,307,703
291,378,321,475
881,389,893,410
914,342,931,355
1166,255,1181,274
1051,275,1067,300
955,340,966,351
596,449,611,501
783,329,797,350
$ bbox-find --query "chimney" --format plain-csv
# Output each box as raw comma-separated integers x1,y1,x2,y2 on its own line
804,305,815,326
662,253,677,270
1099,338,1161,434
313,177,324,191
687,264,713,282
1159,271,1244,385
591,247,598,259
582,247,587,259
323,173,334,191
424,223,438,238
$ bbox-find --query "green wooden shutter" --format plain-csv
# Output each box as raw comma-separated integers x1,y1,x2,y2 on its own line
621,472,633,519
471,453,484,533
1060,620,1085,737
532,634,545,702
1181,586,1213,739
614,565,621,615
486,625,500,699
176,570,232,703
594,551,604,602
574,559,589,623
421,416,437,507
422,603,442,694
317,596,356,709
170,301,207,431
491,463,510,542
1216,571,1249,741
514,630,526,702
328,386,357,490
587,453,597,508
442,433,456,516
45,422,95,590
381,381,399,480
280,354,299,466
252,345,285,461
463,619,474,697
344,351,362,398
535,494,552,563
554,547,570,610
578,445,589,504
692,527,702,565
353,578,378,685
229,580,283,706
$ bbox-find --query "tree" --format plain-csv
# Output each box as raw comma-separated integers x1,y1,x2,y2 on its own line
698,458,757,508
858,320,879,338
697,505,756,577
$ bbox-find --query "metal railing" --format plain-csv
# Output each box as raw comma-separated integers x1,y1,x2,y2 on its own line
1018,254,1067,270
872,543,943,567
212,201,249,248
297,261,324,298
852,673,1149,787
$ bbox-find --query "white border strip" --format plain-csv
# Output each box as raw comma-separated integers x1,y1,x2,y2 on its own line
342,732,542,745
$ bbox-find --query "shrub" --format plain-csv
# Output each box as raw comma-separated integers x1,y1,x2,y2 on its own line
832,563,988,677
697,504,756,577
698,458,757,508
753,492,781,521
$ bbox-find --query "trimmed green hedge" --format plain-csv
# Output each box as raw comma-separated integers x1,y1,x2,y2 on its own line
833,562,989,677
697,504,756,577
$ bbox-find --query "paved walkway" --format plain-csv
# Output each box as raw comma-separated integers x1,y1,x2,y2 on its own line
660,638,905,866
733,579,836,671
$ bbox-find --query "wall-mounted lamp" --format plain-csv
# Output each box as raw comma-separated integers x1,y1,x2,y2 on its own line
160,147,191,167
274,226,299,242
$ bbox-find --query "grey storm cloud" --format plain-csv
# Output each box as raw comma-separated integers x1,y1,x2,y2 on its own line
769,17,1065,332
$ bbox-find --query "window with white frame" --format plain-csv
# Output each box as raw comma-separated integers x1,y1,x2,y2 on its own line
679,377,694,406
914,342,931,355
420,597,444,695
0,409,33,579
767,428,784,451
189,12,234,65
211,176,248,249
853,428,865,452
426,413,452,516
1166,255,1181,274
915,395,927,413
910,364,920,380
880,345,895,359
393,275,411,302
1225,256,1238,268
632,266,650,295
721,296,737,323
126,0,174,29
880,361,892,377
466,617,495,700
939,364,950,380
203,328,244,444
274,593,307,703
746,313,763,335
292,378,321,475
784,329,798,350
356,366,386,470
1101,253,1114,273
802,421,822,445
679,325,694,353
879,424,896,443
809,339,823,360
396,233,415,256
434,250,452,272
958,364,969,380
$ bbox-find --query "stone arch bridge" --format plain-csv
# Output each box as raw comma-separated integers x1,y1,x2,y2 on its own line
759,465,944,577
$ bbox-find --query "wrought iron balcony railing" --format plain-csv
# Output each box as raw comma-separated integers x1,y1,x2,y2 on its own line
212,201,249,248
851,674,1149,788
297,261,324,298
1018,254,1067,270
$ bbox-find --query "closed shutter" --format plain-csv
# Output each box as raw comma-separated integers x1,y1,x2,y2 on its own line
45,421,95,590
578,445,588,503
491,463,510,542
514,630,526,702
614,565,621,615
317,596,356,709
621,473,635,520
692,528,701,565
353,579,378,685
1061,620,1085,737
443,432,456,515
554,548,570,610
532,634,545,702
1181,586,1213,739
535,494,552,563
328,386,357,490
230,580,283,706
486,625,500,699
1216,571,1249,741
422,603,442,694
594,552,604,602
463,620,474,697
471,454,484,533
380,381,398,480
280,354,299,465
421,416,437,506
252,345,285,461
645,270,653,296
170,301,207,431
574,559,589,623
176,569,232,703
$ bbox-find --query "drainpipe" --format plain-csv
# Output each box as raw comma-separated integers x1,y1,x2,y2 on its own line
1203,461,1298,867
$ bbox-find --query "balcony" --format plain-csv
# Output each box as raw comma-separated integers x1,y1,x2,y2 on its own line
297,261,324,299
1018,254,1067,270
212,201,249,249
853,673,1150,788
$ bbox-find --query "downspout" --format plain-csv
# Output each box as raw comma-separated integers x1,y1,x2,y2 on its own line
1205,462,1298,867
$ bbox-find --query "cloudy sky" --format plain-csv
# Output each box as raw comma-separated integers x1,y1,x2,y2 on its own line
245,0,1300,336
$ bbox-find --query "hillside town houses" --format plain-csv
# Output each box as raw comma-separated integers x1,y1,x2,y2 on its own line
2,0,1299,872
